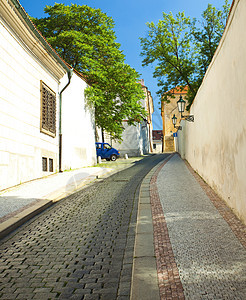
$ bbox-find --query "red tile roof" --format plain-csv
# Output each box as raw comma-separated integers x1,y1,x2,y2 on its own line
168,86,188,94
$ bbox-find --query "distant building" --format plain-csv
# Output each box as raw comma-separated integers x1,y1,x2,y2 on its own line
161,86,188,152
111,80,154,157
152,130,163,153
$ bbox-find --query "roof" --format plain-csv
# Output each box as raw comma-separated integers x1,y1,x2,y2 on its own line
152,130,163,140
168,86,188,95
8,0,89,84
227,0,235,25
10,0,70,73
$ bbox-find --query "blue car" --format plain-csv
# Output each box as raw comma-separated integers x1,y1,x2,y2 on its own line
95,142,120,161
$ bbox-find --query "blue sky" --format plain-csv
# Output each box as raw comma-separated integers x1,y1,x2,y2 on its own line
20,0,232,130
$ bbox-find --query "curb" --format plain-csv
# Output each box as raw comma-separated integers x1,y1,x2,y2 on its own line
130,155,172,300
0,199,52,240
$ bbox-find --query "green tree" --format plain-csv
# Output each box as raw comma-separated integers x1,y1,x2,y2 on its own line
32,4,145,140
191,1,230,84
140,1,230,109
85,63,146,140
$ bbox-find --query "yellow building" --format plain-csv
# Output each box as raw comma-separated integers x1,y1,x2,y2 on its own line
161,86,188,152
140,80,154,153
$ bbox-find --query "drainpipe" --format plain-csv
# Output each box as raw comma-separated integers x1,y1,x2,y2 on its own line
146,90,153,153
59,69,73,172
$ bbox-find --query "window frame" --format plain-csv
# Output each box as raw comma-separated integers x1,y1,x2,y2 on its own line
40,81,57,138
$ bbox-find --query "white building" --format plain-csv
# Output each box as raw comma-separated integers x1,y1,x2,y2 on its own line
0,0,96,191
111,80,154,157
61,70,96,170
152,130,163,153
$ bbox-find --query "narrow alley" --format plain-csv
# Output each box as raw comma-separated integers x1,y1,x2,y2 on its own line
1,154,246,299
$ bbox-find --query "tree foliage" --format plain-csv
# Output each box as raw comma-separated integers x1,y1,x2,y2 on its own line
32,4,145,139
140,0,230,109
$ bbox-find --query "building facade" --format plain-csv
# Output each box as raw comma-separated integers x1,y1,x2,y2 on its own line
0,0,96,190
152,130,163,153
161,86,188,152
111,80,154,157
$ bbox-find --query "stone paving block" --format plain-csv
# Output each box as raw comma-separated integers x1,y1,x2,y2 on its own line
134,233,154,257
85,282,101,290
117,296,129,300
139,192,149,200
98,287,118,294
73,288,91,294
137,204,153,221
139,197,150,205
33,292,58,299
83,294,100,300
66,294,83,300
131,257,160,300
118,281,131,296
0,287,17,295
0,294,17,299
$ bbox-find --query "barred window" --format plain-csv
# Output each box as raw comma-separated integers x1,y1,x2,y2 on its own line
49,158,54,172
40,81,56,137
42,157,48,172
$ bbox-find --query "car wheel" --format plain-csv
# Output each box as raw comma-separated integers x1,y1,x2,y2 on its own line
111,154,117,161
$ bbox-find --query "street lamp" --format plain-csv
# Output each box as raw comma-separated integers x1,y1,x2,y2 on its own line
177,96,194,122
172,114,182,130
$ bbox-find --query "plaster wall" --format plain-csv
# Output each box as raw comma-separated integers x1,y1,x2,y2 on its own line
0,17,61,190
61,73,96,170
178,0,246,223
112,83,153,157
112,122,142,157
152,141,162,153
113,122,150,157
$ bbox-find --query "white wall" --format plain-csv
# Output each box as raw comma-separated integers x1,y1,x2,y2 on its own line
152,141,162,153
0,17,61,190
177,0,246,224
61,73,97,170
112,122,142,157
112,120,150,157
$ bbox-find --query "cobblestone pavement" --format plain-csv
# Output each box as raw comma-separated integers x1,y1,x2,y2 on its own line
154,154,246,300
0,154,168,300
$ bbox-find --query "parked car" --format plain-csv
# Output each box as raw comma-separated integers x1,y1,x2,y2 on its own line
95,142,120,161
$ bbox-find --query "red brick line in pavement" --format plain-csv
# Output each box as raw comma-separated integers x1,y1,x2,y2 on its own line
184,160,246,250
150,154,185,300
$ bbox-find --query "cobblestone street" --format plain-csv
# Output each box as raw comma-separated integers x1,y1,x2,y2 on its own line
0,154,168,300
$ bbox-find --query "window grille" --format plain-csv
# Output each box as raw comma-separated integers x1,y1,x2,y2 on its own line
40,81,56,137
49,158,54,172
42,157,48,172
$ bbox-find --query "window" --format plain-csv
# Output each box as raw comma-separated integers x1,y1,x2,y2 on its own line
42,157,54,172
103,144,111,149
49,158,54,172
42,157,48,171
40,81,56,137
